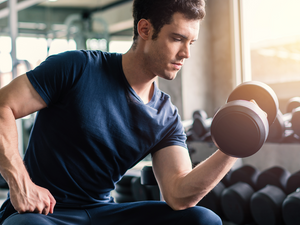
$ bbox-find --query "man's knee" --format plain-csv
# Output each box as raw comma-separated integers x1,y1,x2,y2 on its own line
184,206,222,225
3,212,54,225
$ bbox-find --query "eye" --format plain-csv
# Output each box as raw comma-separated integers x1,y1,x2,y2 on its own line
173,38,182,42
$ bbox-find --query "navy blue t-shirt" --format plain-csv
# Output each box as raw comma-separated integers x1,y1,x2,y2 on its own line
21,50,187,208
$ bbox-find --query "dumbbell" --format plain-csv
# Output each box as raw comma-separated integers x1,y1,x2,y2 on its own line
250,184,286,225
221,182,255,224
277,97,300,141
186,110,212,141
197,181,225,218
192,116,212,140
288,97,300,138
141,166,163,201
249,167,290,225
267,110,290,142
282,189,300,225
268,97,300,143
229,165,260,191
220,169,233,187
286,97,300,113
210,81,279,158
193,109,208,120
256,166,290,192
114,175,136,203
219,165,260,224
286,170,300,194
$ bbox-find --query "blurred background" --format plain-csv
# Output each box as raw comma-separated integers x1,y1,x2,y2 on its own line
0,1,300,224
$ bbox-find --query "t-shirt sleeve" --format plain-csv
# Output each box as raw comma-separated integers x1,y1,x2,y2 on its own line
151,107,188,154
26,50,88,106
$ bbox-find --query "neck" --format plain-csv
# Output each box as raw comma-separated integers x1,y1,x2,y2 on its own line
122,46,156,104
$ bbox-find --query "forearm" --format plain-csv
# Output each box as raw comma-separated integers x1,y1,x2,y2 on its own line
153,148,237,210
172,150,236,208
0,105,30,188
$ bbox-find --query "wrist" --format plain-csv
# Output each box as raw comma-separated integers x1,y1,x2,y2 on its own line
0,154,30,189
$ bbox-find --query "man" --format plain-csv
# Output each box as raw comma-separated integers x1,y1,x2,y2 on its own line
0,0,237,224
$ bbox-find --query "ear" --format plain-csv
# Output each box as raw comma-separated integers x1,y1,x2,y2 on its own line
137,19,152,41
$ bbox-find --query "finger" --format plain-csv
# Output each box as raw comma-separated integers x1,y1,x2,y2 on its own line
48,194,56,214
34,203,46,214
42,203,50,215
41,197,51,215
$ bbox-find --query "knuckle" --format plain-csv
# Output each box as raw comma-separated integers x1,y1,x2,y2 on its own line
28,206,36,212
17,208,25,214
35,206,43,214
15,205,26,214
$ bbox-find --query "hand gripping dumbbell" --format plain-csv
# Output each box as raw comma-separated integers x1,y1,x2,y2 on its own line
210,81,279,158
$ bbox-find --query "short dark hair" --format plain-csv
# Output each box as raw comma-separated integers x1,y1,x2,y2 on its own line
132,0,206,43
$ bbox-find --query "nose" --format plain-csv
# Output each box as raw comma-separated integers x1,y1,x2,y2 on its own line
179,43,191,59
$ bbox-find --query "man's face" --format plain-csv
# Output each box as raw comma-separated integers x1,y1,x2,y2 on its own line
144,12,200,80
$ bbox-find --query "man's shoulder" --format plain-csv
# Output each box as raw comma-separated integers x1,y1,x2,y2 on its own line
80,50,121,60
51,50,121,62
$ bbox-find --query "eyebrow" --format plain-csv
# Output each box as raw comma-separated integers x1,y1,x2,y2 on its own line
171,32,197,42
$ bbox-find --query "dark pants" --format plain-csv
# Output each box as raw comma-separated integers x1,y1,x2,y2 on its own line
2,201,222,225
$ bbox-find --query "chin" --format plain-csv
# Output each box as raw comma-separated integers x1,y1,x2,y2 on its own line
160,71,178,81
159,75,176,81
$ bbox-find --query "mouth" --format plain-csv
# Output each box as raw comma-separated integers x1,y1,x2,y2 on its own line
171,62,183,70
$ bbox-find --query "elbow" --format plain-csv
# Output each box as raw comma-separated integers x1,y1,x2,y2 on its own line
166,200,197,211
162,186,208,211
163,195,199,211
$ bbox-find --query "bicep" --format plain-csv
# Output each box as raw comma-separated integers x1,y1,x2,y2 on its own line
0,74,47,119
152,146,193,193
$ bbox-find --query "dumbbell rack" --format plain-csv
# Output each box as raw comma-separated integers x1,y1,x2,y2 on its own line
187,141,300,177
185,141,300,225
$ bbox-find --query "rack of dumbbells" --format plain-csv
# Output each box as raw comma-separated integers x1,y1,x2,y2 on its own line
197,164,300,225
131,164,300,225
113,168,161,203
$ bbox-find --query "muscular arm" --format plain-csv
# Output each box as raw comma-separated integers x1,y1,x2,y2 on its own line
0,74,56,214
152,146,237,210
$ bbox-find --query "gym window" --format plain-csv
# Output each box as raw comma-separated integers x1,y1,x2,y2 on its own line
236,0,300,112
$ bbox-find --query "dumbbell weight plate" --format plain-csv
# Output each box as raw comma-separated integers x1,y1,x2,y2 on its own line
256,166,290,192
282,190,300,225
211,100,269,158
250,185,286,225
286,170,300,194
229,165,260,190
227,81,279,126
141,166,157,186
221,182,255,224
197,182,226,217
